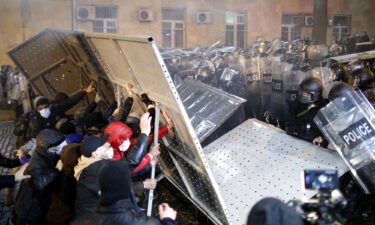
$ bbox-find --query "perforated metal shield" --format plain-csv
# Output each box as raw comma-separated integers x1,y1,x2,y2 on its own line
177,79,246,142
81,33,231,225
203,119,349,225
7,29,114,110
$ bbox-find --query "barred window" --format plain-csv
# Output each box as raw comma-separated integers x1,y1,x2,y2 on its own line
281,13,301,41
93,6,118,33
225,11,247,48
333,15,351,39
162,8,185,49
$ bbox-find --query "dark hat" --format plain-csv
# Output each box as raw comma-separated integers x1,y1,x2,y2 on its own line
247,197,303,225
36,129,66,149
98,160,131,205
58,121,76,135
84,112,108,130
35,97,50,108
80,135,108,157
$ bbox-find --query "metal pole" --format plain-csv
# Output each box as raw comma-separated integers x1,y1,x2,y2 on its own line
147,102,161,216
116,84,121,108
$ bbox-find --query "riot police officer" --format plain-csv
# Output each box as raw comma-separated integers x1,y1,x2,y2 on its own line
285,77,327,146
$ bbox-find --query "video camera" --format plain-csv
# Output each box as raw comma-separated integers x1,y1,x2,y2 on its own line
288,169,348,225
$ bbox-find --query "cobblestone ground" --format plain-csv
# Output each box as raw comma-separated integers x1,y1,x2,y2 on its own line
0,121,16,222
0,121,16,176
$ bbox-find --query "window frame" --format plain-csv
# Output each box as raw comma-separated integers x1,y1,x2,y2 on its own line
161,8,186,49
225,10,247,48
93,5,119,34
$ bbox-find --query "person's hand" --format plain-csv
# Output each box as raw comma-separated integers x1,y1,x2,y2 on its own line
16,149,26,160
313,136,323,145
140,112,152,136
158,203,177,220
149,143,160,158
151,156,159,166
161,109,173,129
112,107,121,117
14,163,31,182
143,178,157,190
56,160,63,171
95,93,102,103
83,82,95,93
123,83,133,97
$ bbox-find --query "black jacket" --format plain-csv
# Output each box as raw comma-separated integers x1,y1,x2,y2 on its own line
0,175,15,190
71,199,177,225
285,101,327,146
14,136,61,224
74,159,106,219
0,154,21,168
28,91,85,138
74,134,150,219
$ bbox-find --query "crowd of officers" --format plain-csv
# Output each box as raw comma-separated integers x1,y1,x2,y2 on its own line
0,83,178,225
163,38,375,147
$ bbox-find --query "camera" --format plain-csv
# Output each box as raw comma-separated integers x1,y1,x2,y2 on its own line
303,169,339,191
288,169,348,225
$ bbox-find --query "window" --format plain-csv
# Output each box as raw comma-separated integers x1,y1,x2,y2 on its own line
225,11,247,48
333,15,351,39
162,8,185,49
93,6,118,33
281,13,301,41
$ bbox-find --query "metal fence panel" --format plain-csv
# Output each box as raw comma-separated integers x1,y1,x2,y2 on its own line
204,119,349,225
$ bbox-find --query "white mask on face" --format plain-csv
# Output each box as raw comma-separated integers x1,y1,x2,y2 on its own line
39,108,51,119
50,140,67,155
118,139,130,152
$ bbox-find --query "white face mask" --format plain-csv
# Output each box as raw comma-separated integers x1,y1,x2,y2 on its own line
39,108,51,119
49,140,67,155
118,139,130,152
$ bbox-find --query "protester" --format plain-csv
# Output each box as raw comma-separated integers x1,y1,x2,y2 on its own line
14,129,67,225
27,83,95,139
71,160,178,225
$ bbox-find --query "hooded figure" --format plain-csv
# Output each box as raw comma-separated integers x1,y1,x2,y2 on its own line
247,198,303,225
104,121,155,175
15,129,67,225
71,160,178,225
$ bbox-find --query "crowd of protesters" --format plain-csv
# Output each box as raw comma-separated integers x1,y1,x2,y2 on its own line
0,82,178,225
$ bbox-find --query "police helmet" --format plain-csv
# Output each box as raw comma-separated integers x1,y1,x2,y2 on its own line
352,68,374,90
328,82,354,101
298,77,323,104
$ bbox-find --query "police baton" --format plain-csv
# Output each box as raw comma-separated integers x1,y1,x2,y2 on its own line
147,102,161,216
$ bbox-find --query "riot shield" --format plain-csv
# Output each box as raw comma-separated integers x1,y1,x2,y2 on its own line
259,55,272,120
245,56,262,119
311,66,335,99
269,57,287,127
314,91,375,193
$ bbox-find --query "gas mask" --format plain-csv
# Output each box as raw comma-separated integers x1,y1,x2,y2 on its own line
39,108,51,119
118,139,131,152
49,140,67,155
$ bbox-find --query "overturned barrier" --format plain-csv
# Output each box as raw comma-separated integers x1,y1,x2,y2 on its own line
9,30,349,225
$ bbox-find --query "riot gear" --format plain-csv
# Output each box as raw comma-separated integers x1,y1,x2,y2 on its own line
328,82,354,101
352,68,374,90
298,77,323,104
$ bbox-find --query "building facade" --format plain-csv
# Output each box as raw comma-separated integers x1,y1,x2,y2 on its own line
1,0,375,65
